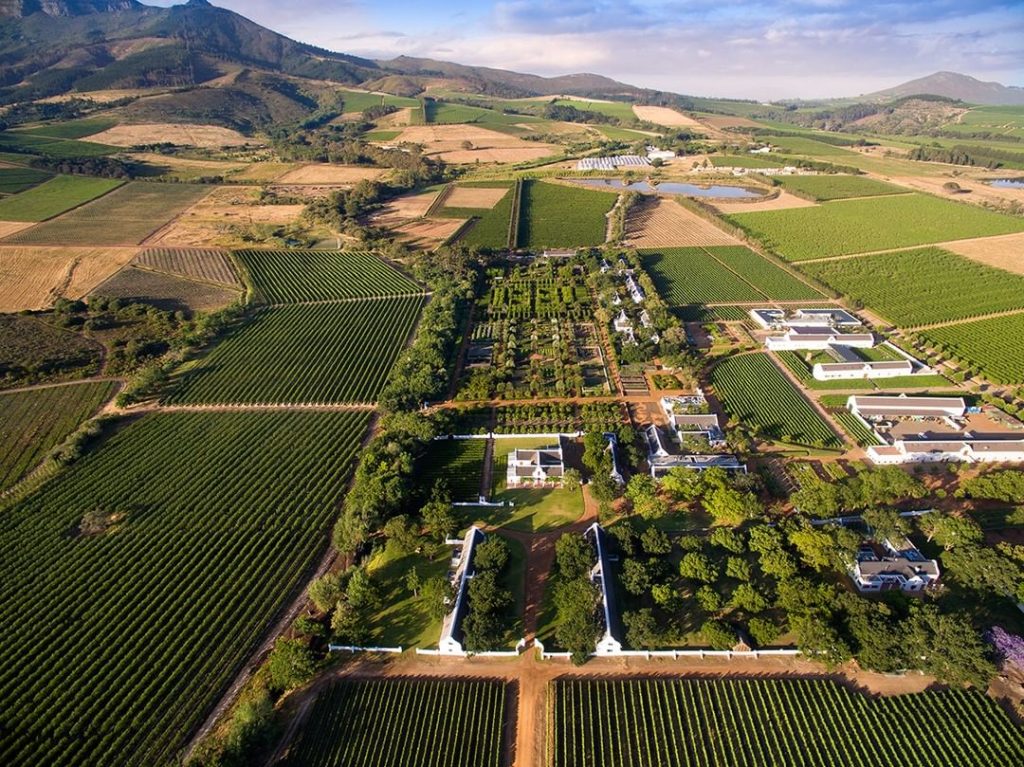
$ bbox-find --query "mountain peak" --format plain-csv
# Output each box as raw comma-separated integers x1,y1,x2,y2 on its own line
866,70,1024,106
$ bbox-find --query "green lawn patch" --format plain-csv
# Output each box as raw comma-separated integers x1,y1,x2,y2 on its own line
365,540,451,649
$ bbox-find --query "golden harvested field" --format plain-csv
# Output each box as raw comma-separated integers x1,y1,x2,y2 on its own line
699,114,763,129
633,105,704,128
146,187,305,247
38,88,172,104
712,190,819,214
445,186,508,209
267,184,354,199
887,174,1024,209
941,232,1024,276
275,165,386,185
0,246,137,311
373,190,440,223
135,247,241,287
625,198,741,248
0,221,32,239
89,123,253,148
392,218,466,249
128,153,248,179
390,125,558,164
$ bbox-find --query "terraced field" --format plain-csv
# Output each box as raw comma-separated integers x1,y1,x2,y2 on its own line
236,249,419,303
3,182,210,245
0,410,371,767
710,353,841,447
802,247,1024,327
0,380,116,492
728,194,1024,261
165,296,425,405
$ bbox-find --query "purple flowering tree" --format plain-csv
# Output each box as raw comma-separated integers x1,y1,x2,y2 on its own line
986,626,1024,669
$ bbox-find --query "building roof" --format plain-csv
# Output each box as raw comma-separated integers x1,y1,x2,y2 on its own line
848,395,966,417
671,414,721,431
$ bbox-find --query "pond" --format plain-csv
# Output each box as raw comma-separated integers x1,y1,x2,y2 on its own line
989,178,1024,189
569,177,762,199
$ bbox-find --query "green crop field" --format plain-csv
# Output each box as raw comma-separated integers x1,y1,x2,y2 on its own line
775,350,874,391
280,679,507,767
922,312,1024,385
21,118,117,140
0,175,122,222
704,246,823,299
674,304,752,322
439,183,514,250
641,247,764,305
426,101,538,128
420,438,486,500
552,98,637,122
761,134,858,157
776,175,908,201
710,353,841,447
338,89,419,114
166,296,424,404
551,679,1024,767
802,247,1024,327
833,410,884,447
0,410,370,767
235,249,421,304
0,167,51,195
728,194,1024,261
0,380,115,492
0,131,115,158
4,182,209,244
517,180,616,249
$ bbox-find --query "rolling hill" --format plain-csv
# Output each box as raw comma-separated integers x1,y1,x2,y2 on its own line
864,71,1024,106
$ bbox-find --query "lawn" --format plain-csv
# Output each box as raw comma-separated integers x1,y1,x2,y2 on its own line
801,247,1024,327
0,175,122,222
365,540,452,649
775,174,908,201
728,194,1024,261
516,180,616,249
922,312,1024,385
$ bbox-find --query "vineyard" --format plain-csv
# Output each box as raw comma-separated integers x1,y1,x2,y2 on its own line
802,247,1024,327
708,246,823,299
922,312,1024,384
420,438,486,500
3,182,210,245
517,180,617,249
640,248,764,305
135,247,241,287
0,410,370,767
235,249,420,304
91,266,241,315
0,175,122,223
440,182,515,250
776,174,907,201
728,194,1024,261
710,353,842,447
0,380,115,491
280,679,508,767
165,295,424,404
674,304,751,322
550,678,1024,767
0,167,51,195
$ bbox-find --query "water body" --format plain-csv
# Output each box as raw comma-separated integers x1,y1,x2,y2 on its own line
989,178,1024,189
569,177,762,199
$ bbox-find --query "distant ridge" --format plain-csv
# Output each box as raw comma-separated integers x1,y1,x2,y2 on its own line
864,71,1024,106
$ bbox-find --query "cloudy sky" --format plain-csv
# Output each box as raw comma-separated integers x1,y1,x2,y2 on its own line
151,1,1024,99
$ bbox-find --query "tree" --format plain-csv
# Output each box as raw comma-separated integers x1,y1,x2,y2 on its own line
790,478,843,518
695,585,722,612
842,597,906,673
679,552,718,583
730,583,768,613
918,514,983,550
747,617,781,647
463,570,512,651
624,609,660,649
330,600,368,645
844,466,926,509
308,572,342,614
383,514,420,554
943,545,1023,598
725,556,752,582
345,568,380,611
904,605,995,688
652,583,679,608
562,468,582,492
421,576,454,620
759,548,798,581
640,526,671,555
958,470,1024,504
405,566,421,597
703,486,759,527
474,536,510,572
788,523,851,572
701,620,736,650
621,558,652,595
556,533,594,580
626,474,667,519
710,527,745,554
791,614,851,668
608,522,637,555
862,508,910,544
554,579,601,664
265,638,317,692
660,468,707,502
421,497,457,541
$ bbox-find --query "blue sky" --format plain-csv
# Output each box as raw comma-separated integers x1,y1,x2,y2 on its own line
150,1,1024,99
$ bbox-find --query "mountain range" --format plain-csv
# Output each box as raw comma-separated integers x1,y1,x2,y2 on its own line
0,0,1020,122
